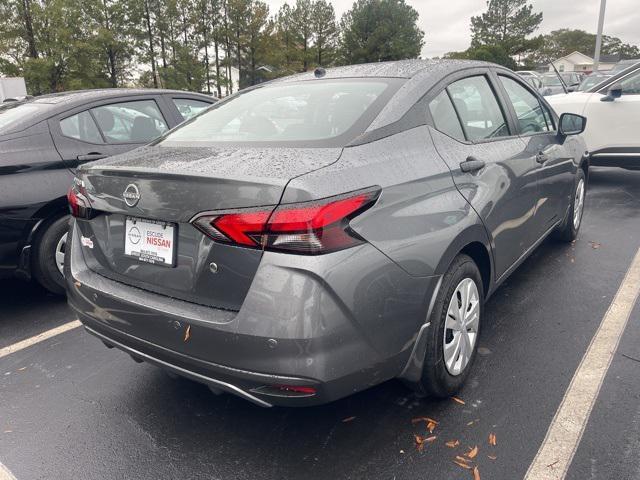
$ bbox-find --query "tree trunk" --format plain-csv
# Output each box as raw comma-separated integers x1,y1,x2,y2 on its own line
21,0,38,59
143,0,158,88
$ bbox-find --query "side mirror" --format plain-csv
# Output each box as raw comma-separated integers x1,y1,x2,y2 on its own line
558,113,587,136
601,83,623,102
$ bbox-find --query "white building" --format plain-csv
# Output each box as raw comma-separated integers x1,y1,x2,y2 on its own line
0,77,27,101
548,51,617,73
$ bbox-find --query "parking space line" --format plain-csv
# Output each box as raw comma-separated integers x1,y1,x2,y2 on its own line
0,462,17,480
525,247,640,480
0,320,82,360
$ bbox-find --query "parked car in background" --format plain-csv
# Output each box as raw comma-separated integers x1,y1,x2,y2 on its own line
0,89,215,294
609,59,640,74
540,73,567,95
66,60,588,407
577,72,612,91
547,62,640,170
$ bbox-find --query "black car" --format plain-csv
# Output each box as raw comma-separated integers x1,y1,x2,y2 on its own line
0,88,215,294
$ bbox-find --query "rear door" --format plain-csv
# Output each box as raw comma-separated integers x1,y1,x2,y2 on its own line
495,72,575,237
428,69,540,278
49,95,170,169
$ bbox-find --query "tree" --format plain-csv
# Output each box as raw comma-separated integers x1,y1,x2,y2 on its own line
339,0,424,65
445,45,517,69
274,3,298,74
291,0,313,71
526,29,640,66
470,0,542,57
311,0,337,67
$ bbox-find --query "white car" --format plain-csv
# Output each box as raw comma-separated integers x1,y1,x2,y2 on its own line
546,63,640,170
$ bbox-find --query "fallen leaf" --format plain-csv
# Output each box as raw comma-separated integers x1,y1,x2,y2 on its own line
183,325,191,342
466,446,479,459
455,455,470,463
453,460,472,470
488,455,497,460
427,421,437,433
411,416,438,425
589,241,601,249
17,367,26,371
488,433,497,446
467,419,479,426
425,435,437,443
342,416,356,423
452,396,466,405
473,466,481,480
445,440,460,448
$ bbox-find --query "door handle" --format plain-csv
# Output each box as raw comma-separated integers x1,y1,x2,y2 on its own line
460,156,486,173
77,153,107,162
535,152,549,164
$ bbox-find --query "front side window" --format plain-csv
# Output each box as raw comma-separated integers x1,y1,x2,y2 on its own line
499,76,551,134
173,98,211,120
159,79,396,147
60,111,103,143
447,76,509,141
91,100,168,143
619,70,640,95
428,90,465,141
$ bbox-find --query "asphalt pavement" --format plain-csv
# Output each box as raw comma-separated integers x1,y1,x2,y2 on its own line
1,167,639,480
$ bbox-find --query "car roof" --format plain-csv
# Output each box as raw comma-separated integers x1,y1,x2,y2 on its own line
270,59,493,83
30,88,212,107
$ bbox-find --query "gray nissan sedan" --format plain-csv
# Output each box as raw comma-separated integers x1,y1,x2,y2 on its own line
66,60,588,407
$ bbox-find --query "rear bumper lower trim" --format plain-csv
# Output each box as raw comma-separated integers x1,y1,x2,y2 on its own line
84,325,273,408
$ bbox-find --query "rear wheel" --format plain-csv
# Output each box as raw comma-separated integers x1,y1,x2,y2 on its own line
418,254,483,398
554,169,586,242
32,215,70,295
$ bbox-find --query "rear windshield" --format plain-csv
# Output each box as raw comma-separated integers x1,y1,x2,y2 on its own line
0,102,45,131
542,75,562,87
158,79,401,147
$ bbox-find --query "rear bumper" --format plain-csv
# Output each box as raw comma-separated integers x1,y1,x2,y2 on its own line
66,220,438,407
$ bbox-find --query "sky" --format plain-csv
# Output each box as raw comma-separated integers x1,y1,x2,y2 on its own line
264,0,640,58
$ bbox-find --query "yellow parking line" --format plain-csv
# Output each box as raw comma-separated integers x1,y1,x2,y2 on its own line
525,247,640,480
0,462,17,480
0,320,82,360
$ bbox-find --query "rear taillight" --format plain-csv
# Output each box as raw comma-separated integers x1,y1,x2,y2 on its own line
67,179,93,219
191,188,380,255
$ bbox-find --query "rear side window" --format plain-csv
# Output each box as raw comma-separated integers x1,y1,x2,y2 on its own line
91,100,168,143
173,98,211,120
499,76,551,134
60,111,103,143
447,76,509,141
428,90,465,141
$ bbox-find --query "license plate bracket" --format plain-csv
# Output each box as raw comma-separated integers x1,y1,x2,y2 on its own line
124,216,177,267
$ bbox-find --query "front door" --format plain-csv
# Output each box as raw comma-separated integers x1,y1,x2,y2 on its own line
495,73,576,237
427,72,540,279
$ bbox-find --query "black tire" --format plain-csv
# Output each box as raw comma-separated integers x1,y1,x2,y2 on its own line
553,168,586,242
418,254,484,398
32,215,70,295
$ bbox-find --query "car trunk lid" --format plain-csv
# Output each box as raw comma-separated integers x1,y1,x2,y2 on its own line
74,145,341,311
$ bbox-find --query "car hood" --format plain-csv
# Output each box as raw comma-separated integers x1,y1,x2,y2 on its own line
545,92,596,115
